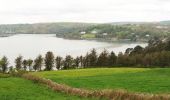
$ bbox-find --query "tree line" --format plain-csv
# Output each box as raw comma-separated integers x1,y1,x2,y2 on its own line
1,38,170,73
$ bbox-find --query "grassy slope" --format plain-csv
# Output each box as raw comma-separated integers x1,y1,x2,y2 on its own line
0,76,95,100
33,68,170,94
81,34,96,38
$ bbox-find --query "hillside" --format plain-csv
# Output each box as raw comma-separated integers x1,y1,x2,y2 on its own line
0,22,95,39
0,21,170,41
160,21,170,25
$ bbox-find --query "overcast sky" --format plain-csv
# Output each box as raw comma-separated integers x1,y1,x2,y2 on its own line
0,0,170,24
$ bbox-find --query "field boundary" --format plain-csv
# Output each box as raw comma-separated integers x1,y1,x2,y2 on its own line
20,73,170,100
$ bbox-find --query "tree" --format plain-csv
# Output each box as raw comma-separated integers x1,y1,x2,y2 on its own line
63,55,73,69
34,55,43,71
74,56,80,68
9,66,14,73
22,59,28,71
142,54,152,67
108,51,117,66
27,59,33,71
88,49,98,67
37,55,43,71
79,55,83,67
97,49,109,67
55,56,62,70
125,48,133,55
83,53,90,68
0,56,9,73
165,41,170,51
116,52,125,66
133,54,143,66
130,45,143,55
15,56,23,70
33,60,38,71
45,52,54,71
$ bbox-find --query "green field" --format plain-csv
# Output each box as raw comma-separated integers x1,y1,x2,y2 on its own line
1,68,170,100
0,75,95,100
81,34,96,38
32,68,170,94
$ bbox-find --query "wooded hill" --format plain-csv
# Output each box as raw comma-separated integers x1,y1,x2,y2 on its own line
0,21,170,41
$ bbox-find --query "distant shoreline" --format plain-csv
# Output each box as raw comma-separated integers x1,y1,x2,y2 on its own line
56,35,148,44
0,33,147,44
0,33,17,37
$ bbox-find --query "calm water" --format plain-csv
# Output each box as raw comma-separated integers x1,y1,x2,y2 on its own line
0,34,147,65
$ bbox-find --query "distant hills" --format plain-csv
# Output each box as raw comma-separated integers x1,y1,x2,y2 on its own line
0,22,95,34
0,21,170,41
159,21,170,25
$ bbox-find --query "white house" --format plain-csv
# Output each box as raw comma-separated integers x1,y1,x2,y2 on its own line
156,26,167,29
80,31,86,35
145,34,150,37
91,30,97,34
102,33,108,36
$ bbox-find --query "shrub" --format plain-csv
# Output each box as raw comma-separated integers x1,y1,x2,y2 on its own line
11,70,28,77
0,73,10,78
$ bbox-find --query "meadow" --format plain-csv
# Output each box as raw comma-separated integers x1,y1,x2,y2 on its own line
32,68,170,94
1,68,170,100
0,74,95,100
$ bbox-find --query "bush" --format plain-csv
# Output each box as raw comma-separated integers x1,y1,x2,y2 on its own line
0,73,10,78
10,70,28,77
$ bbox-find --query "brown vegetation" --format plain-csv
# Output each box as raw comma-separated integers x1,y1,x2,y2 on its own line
21,73,170,100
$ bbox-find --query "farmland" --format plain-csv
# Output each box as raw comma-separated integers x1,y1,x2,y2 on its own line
32,68,170,94
0,74,95,100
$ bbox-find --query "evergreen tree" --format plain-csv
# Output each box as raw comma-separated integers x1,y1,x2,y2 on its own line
83,53,90,67
22,59,28,71
55,56,62,70
108,51,117,66
34,55,43,71
97,49,109,67
15,56,23,70
88,49,98,67
45,52,54,71
74,56,80,68
79,55,83,67
116,52,124,66
63,55,73,69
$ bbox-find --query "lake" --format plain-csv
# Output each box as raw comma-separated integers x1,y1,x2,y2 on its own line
0,34,147,65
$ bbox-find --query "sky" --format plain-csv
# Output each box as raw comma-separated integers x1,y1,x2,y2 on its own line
0,0,170,24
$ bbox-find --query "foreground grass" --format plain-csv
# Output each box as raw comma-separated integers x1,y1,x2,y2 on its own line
32,68,170,94
0,76,95,100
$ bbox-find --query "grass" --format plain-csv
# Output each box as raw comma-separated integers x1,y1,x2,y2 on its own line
32,68,170,94
0,73,10,78
22,73,170,100
0,75,95,100
81,34,96,38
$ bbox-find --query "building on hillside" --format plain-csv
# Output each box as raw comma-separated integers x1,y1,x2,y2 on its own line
156,26,168,29
145,34,150,37
91,30,97,34
80,31,86,35
102,33,108,36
